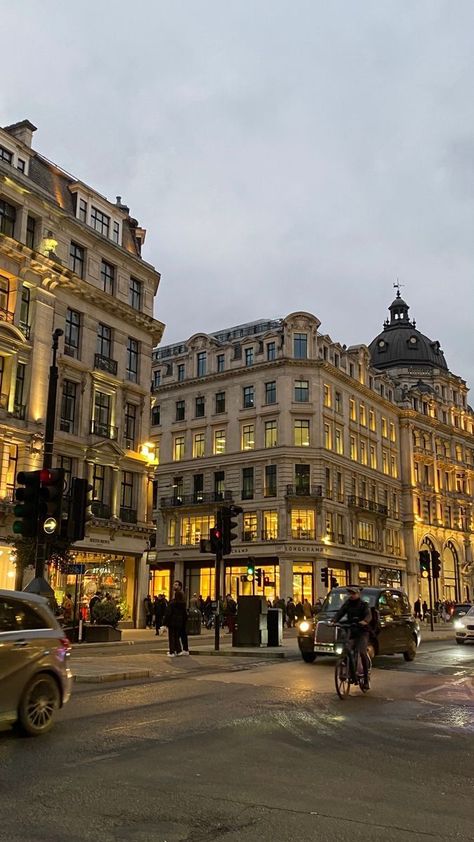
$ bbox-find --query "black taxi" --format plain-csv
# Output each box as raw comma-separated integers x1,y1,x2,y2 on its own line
297,586,421,663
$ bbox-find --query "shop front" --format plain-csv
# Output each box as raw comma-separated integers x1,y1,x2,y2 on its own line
225,559,280,603
292,562,313,604
149,564,173,600
327,560,350,588
378,566,402,589
0,544,16,590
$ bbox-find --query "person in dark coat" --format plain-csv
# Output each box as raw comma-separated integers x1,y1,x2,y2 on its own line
154,594,168,635
144,595,153,628
286,597,297,628
414,598,421,619
165,581,189,656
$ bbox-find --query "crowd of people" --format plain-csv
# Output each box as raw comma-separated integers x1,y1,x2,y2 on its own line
413,597,471,622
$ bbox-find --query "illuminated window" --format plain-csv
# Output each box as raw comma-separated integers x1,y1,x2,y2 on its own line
263,510,278,540
193,432,205,458
243,512,257,542
324,384,331,408
324,423,331,450
335,427,343,455
359,403,366,426
360,440,367,465
381,417,388,438
382,450,389,475
369,409,376,431
241,424,255,450
265,420,277,448
389,422,396,443
369,445,377,469
173,435,184,461
213,429,226,454
358,520,375,549
350,435,357,461
181,514,214,546
390,455,398,478
294,420,310,447
290,509,315,539
349,398,356,421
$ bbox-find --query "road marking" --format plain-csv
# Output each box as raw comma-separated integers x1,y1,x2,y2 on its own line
105,716,167,732
66,752,120,766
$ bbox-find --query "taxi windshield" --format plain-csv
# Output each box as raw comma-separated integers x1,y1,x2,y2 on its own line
321,589,376,613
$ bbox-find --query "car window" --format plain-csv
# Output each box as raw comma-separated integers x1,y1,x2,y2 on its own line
400,594,411,614
0,598,50,632
0,599,19,632
467,607,474,617
386,592,403,618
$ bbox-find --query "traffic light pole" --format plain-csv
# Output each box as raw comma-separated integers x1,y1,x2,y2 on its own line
427,572,434,633
214,543,223,652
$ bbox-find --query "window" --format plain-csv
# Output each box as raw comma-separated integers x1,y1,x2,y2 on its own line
263,510,278,540
214,471,225,499
389,422,396,443
293,333,307,359
151,404,161,426
93,391,111,437
266,341,276,361
350,435,357,461
324,384,331,408
175,400,185,422
217,353,225,372
69,242,85,277
349,398,356,421
78,198,88,222
126,338,139,382
173,435,185,461
195,396,205,417
265,381,276,404
26,215,36,249
20,286,30,330
294,379,309,402
369,445,377,469
243,386,254,408
0,146,12,164
112,221,120,244
369,409,376,431
264,465,277,497
381,417,388,438
57,455,73,495
193,432,205,458
96,323,112,359
213,429,226,455
92,463,105,503
335,427,343,455
124,403,137,449
242,467,254,500
382,450,389,475
60,380,77,433
193,474,204,501
243,512,257,542
265,420,277,447
101,260,115,294
326,467,333,499
245,347,254,366
180,514,214,546
390,455,398,478
294,419,310,447
335,391,342,414
0,275,9,314
360,440,367,465
324,423,332,450
336,471,344,503
91,206,110,237
177,363,185,382
0,598,49,633
64,308,81,358
197,352,207,377
120,471,135,513
295,464,310,494
129,277,142,310
241,424,255,450
358,521,375,549
215,391,226,413
14,363,25,410
360,404,367,426
0,199,16,237
291,509,315,539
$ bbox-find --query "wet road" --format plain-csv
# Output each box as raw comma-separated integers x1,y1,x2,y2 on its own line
1,640,473,842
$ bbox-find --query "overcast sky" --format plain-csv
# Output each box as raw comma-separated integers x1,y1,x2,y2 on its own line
2,1,474,385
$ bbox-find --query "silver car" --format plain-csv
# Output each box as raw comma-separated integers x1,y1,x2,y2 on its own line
0,589,73,736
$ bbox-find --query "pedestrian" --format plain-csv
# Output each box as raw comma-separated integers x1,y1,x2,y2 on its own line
144,595,153,628
89,591,102,622
164,580,189,657
295,599,305,622
189,592,200,611
414,597,421,620
62,592,73,625
303,598,313,619
422,600,428,621
154,593,168,635
203,596,213,627
313,598,323,615
286,597,296,628
223,593,237,635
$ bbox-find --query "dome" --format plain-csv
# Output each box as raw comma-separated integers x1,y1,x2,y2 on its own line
369,292,448,371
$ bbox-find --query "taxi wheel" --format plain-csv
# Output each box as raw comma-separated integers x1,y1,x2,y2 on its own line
301,652,317,663
17,674,60,736
403,638,417,662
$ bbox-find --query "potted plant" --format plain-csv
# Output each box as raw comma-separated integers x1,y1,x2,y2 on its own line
84,600,123,642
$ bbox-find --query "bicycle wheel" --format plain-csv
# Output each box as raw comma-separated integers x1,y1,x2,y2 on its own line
358,653,372,693
335,655,351,699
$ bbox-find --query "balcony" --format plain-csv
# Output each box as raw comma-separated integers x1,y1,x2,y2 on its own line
291,529,316,540
19,321,31,340
160,490,233,508
91,501,112,519
358,539,377,550
120,507,137,524
348,496,388,516
11,404,26,420
90,420,118,440
64,344,78,358
94,353,118,376
0,306,14,324
286,485,323,498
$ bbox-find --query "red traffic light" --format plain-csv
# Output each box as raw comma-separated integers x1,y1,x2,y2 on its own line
40,468,63,484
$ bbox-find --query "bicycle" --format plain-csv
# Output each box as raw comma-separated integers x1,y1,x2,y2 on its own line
333,622,372,699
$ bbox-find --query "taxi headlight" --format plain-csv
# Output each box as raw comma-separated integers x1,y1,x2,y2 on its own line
454,620,464,630
299,620,310,633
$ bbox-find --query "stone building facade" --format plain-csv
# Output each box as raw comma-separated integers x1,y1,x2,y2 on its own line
0,120,163,623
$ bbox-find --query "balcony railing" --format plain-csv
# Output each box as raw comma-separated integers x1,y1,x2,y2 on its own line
11,404,26,420
120,507,137,524
358,539,377,550
19,321,31,340
348,496,388,516
90,420,118,440
241,489,254,500
91,501,112,519
286,485,323,498
242,532,257,542
261,531,278,541
94,353,118,376
64,344,78,358
60,418,74,433
160,490,233,508
0,306,14,324
291,529,316,540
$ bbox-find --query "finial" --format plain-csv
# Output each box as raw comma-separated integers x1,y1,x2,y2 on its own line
393,278,404,299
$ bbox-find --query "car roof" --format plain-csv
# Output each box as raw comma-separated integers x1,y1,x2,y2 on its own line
0,589,49,606
331,586,405,595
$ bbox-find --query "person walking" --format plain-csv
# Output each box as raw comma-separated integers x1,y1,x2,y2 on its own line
286,597,296,628
303,598,313,619
414,598,421,620
422,599,428,621
165,580,189,657
154,593,168,635
223,593,237,635
62,593,73,625
89,591,102,623
144,595,153,628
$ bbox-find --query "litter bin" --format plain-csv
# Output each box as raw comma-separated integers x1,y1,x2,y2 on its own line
267,608,283,647
186,609,202,635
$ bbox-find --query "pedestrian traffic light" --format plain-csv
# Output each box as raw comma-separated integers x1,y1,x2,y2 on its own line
255,568,263,586
246,560,255,581
209,526,222,554
419,550,431,578
431,550,441,580
13,470,41,537
221,505,243,555
38,468,65,536
320,566,329,587
66,478,93,542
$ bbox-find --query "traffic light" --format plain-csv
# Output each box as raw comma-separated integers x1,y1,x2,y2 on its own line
246,559,255,580
431,550,441,580
13,470,41,537
330,577,339,588
320,566,329,587
209,526,222,554
255,568,263,587
419,550,431,578
38,468,65,536
221,505,243,555
66,478,93,542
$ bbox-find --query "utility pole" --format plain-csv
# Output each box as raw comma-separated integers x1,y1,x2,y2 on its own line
214,539,223,652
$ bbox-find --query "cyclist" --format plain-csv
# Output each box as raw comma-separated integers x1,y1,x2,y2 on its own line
332,586,371,690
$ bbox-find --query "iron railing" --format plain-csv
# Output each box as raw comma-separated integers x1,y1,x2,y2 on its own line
94,353,118,376
348,496,388,516
286,485,323,498
90,420,118,440
160,490,233,508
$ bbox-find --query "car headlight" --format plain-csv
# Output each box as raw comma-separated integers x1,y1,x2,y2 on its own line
454,620,464,630
299,620,310,633
335,646,343,655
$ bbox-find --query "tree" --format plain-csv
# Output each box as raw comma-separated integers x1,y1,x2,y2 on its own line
10,536,76,591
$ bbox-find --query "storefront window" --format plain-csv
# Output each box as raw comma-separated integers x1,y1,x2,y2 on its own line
180,514,214,546
149,567,171,599
291,509,315,540
225,563,280,602
292,562,313,603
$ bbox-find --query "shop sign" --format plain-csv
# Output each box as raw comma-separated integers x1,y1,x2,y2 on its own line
65,563,86,575
287,544,324,553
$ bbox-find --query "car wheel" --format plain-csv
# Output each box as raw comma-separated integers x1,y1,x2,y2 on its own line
17,674,60,737
403,638,417,662
456,638,465,645
301,652,317,663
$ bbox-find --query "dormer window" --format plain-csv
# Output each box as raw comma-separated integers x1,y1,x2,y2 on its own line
78,198,88,222
91,206,110,237
0,146,12,165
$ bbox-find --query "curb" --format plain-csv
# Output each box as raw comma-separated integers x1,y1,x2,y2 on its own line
162,649,288,659
73,669,152,683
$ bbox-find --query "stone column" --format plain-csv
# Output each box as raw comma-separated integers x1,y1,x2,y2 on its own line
111,466,120,518
279,558,294,601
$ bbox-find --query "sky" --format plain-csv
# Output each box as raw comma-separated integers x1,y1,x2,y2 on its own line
2,1,474,385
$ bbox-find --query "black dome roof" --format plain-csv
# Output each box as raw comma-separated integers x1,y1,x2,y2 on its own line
369,292,448,371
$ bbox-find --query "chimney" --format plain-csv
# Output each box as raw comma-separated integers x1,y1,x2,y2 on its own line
3,120,37,148
116,195,130,213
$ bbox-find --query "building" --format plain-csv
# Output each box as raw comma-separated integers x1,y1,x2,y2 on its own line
149,312,405,604
0,120,163,623
369,290,474,604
